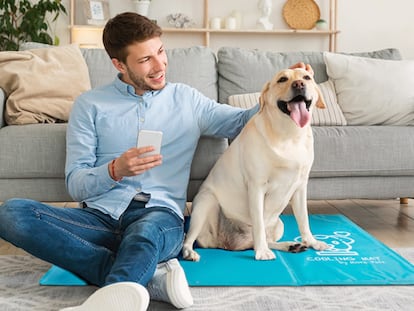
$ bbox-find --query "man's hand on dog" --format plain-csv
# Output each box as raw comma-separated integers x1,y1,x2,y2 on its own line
290,62,314,76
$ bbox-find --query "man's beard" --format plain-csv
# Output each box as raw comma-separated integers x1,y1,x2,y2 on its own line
126,66,164,93
126,66,152,92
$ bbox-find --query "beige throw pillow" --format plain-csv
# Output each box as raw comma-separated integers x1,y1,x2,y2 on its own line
0,44,91,125
228,80,347,126
324,52,414,126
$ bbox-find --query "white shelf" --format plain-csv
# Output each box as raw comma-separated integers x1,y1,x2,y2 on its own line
162,28,339,34
69,0,339,51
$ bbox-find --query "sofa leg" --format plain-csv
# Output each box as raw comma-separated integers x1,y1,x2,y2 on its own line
400,198,409,204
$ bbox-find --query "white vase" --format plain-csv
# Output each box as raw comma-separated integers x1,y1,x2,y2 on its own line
133,0,151,17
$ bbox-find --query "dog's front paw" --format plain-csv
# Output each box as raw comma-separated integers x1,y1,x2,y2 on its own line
301,236,330,251
311,240,330,251
255,248,276,261
288,243,308,253
182,247,201,262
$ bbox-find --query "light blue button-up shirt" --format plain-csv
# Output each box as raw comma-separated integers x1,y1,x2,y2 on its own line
65,75,259,220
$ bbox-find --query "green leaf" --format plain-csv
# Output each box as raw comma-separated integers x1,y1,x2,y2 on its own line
0,0,67,50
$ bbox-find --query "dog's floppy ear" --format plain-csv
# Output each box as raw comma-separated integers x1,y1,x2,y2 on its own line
315,85,326,109
259,82,270,112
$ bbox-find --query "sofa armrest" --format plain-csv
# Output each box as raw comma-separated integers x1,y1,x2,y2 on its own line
0,87,5,128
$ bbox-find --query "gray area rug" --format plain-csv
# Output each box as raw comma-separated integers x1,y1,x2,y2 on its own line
0,249,413,311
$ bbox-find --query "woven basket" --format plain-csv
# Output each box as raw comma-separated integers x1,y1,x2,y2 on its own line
283,0,321,30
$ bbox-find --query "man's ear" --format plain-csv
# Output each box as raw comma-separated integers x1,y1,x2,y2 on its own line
112,58,126,74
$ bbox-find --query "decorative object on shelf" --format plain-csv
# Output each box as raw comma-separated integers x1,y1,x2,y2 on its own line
0,0,66,51
225,16,237,30
230,10,243,29
210,17,222,30
257,0,273,30
84,0,110,25
315,19,328,30
166,13,195,28
132,0,151,17
282,0,320,30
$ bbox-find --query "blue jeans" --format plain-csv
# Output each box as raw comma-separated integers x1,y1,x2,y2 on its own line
0,198,184,287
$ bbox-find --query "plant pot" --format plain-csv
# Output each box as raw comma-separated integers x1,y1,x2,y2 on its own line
132,0,151,17
315,19,328,30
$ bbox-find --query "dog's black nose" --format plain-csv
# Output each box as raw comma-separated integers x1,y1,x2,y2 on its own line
292,80,305,90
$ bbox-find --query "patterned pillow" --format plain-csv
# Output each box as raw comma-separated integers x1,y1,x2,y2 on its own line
228,80,347,126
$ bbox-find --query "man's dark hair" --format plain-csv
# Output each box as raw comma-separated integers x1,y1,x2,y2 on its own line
103,12,162,63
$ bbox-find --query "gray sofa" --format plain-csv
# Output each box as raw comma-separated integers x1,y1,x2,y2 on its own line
0,45,413,203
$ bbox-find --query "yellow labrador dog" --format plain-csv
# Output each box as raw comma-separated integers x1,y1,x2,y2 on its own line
182,68,329,261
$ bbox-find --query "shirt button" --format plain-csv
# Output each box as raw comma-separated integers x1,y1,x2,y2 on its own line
136,188,141,192
140,118,145,123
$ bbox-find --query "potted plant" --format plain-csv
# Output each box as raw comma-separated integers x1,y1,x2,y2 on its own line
315,19,328,30
0,0,67,51
132,0,151,17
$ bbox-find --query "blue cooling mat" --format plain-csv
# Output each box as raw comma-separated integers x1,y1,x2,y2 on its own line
40,215,414,286
40,265,87,286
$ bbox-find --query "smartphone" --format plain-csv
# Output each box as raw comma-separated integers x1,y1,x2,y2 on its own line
137,130,163,156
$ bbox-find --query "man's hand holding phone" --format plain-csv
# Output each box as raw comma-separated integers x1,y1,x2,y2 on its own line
109,130,163,180
137,130,163,156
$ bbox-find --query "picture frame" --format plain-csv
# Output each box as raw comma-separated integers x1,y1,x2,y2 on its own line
84,0,110,25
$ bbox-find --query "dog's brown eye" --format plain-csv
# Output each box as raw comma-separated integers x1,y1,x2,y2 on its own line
303,75,312,80
277,77,288,83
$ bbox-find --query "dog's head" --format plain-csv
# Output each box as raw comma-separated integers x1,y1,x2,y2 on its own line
260,68,326,128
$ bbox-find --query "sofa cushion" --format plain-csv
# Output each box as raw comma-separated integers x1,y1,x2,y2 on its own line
0,179,72,202
311,126,414,178
80,48,118,88
0,45,91,125
166,46,218,100
313,80,347,126
324,52,414,126
228,80,347,126
0,124,67,179
217,47,402,104
81,46,219,99
228,92,259,110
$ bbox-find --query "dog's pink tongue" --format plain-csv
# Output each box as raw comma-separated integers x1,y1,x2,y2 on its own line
287,101,310,128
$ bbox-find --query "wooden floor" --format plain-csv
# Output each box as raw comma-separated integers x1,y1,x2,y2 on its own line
1,199,413,255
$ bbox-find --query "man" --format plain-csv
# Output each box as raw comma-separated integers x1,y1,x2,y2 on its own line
0,12,312,311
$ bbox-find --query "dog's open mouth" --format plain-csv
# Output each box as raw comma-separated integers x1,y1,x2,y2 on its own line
277,95,312,128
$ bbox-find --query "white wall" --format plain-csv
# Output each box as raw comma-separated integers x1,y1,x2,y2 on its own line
56,0,414,59
338,0,414,59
